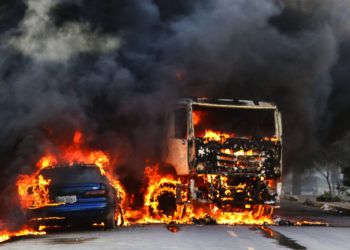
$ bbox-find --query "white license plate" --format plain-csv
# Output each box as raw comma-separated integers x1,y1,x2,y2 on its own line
55,195,77,204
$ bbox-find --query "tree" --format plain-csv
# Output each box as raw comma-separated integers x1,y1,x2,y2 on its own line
332,133,350,190
314,134,350,199
313,151,335,199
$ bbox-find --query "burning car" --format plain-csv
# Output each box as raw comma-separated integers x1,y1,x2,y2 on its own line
25,164,123,230
143,98,282,222
15,130,126,230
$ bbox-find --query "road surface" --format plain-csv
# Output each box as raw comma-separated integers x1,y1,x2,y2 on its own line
1,200,350,250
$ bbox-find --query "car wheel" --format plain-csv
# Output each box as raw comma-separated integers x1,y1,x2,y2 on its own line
104,209,116,230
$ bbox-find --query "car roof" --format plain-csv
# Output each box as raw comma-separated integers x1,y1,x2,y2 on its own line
41,163,99,170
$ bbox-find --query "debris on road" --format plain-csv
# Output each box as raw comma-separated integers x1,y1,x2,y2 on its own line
191,215,217,225
302,199,350,215
273,217,329,227
166,224,180,233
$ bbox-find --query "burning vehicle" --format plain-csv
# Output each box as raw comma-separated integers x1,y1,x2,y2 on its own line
143,98,282,223
3,101,283,235
16,131,126,231
25,164,123,230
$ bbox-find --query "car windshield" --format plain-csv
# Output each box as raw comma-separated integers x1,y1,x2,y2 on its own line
193,106,276,138
39,166,108,185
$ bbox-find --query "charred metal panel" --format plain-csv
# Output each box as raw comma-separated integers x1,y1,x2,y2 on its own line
194,138,281,178
191,175,277,208
208,176,275,207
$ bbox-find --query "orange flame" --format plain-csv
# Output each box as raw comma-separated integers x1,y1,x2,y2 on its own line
203,130,234,143
16,130,126,211
73,130,83,144
16,175,52,208
263,136,279,143
0,226,46,243
192,110,205,126
36,154,57,170
124,164,273,225
11,128,282,238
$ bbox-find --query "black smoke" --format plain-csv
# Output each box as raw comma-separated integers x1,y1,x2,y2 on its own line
1,0,350,224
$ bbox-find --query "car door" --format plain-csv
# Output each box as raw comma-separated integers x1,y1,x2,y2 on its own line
164,107,189,175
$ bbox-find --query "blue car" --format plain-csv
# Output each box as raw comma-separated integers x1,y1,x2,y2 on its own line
27,164,123,229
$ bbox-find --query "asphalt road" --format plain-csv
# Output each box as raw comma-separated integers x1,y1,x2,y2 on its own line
276,199,350,227
1,200,350,250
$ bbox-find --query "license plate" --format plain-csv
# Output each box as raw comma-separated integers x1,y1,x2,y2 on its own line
55,195,77,204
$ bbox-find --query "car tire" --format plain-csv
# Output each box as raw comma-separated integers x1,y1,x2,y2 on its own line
104,209,116,230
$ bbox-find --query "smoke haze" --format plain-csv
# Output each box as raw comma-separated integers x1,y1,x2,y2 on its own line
1,0,350,223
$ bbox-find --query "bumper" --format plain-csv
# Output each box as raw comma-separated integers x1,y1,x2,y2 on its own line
27,201,110,224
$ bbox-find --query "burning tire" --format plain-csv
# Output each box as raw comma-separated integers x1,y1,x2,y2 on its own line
156,190,177,216
147,182,177,219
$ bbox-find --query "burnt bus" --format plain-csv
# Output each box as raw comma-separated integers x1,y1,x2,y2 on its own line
162,98,282,211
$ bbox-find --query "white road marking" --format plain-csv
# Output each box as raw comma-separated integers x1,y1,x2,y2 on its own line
227,230,237,237
247,247,255,250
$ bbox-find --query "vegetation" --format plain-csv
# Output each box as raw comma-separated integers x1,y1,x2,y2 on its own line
316,191,341,202
313,134,350,200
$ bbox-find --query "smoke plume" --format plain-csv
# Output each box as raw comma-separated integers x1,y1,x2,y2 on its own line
1,0,350,223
